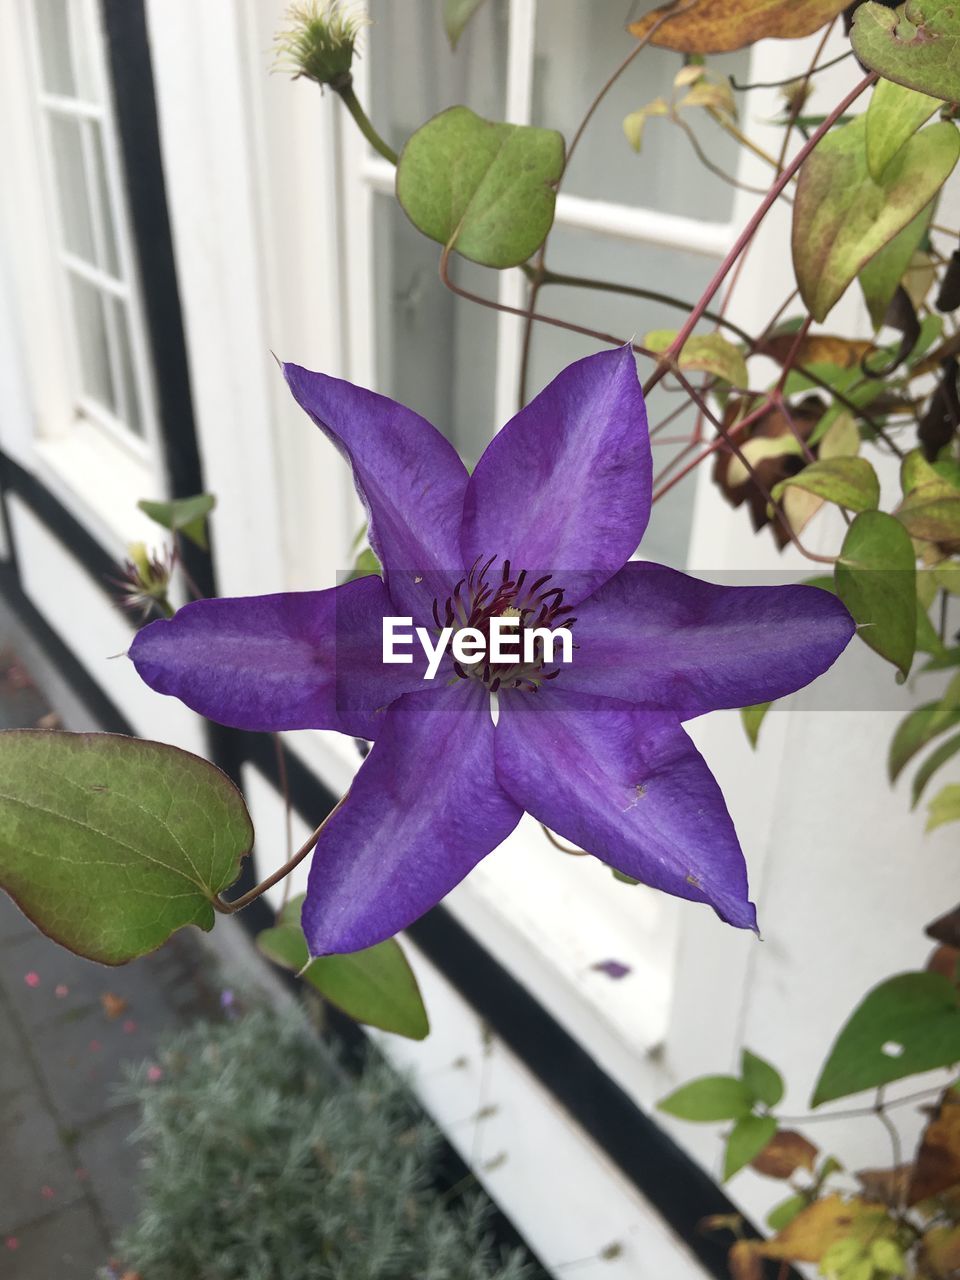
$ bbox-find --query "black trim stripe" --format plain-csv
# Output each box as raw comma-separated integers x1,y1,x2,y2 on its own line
99,0,216,601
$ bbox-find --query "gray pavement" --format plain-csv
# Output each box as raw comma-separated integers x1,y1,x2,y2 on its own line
0,640,221,1278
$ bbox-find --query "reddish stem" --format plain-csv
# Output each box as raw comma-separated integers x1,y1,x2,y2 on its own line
643,71,878,398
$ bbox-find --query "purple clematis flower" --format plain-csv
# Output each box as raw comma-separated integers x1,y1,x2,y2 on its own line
130,347,854,955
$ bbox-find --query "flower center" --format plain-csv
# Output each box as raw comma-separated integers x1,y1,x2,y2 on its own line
432,556,577,692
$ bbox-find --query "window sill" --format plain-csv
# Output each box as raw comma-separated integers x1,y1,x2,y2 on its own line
33,418,163,562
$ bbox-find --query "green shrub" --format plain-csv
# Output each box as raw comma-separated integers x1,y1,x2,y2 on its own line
111,1005,534,1280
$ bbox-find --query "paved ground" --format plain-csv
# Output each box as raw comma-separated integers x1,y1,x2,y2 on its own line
0,642,222,1278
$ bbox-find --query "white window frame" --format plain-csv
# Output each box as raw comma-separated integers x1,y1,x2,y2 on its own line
0,0,166,560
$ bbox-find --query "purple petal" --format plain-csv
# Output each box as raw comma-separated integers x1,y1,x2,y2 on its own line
284,362,469,622
460,347,651,604
565,562,854,718
130,576,424,738
495,688,757,930
302,681,521,955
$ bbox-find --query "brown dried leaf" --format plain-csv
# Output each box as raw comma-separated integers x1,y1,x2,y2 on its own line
856,1163,915,1205
752,1130,819,1179
928,908,960,950
628,0,849,53
909,1090,960,1206
927,945,960,986
713,397,824,548
757,332,875,369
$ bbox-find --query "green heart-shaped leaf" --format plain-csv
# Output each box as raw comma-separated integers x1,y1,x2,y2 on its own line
257,899,429,1040
0,731,252,964
792,115,959,321
138,494,216,550
396,106,564,268
812,972,960,1105
852,1,960,104
835,510,917,677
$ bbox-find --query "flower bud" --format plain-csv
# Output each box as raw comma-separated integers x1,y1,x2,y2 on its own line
113,543,176,618
274,2,367,91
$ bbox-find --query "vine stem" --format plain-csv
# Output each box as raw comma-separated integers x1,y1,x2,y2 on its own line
213,793,347,914
336,80,398,164
642,70,878,399
775,1082,943,1126
530,267,898,449
439,246,658,361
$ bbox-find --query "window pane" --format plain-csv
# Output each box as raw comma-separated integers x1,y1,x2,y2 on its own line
68,273,115,412
369,0,508,154
531,2,750,222
33,0,75,96
91,123,120,276
372,194,498,467
523,226,722,568
110,297,144,437
48,112,96,262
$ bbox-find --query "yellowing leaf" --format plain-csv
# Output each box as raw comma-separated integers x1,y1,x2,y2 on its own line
792,115,959,321
903,448,945,495
819,413,861,460
758,332,875,369
898,484,960,546
628,0,848,54
759,1195,878,1263
921,1225,960,1279
865,77,941,181
726,436,803,489
773,457,880,513
679,81,737,117
623,98,671,151
644,329,748,386
928,783,960,832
